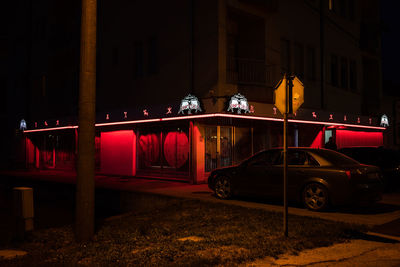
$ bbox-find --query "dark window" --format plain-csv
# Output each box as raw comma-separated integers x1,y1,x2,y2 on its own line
280,39,290,73
340,57,348,89
294,43,304,79
133,41,144,78
112,47,119,66
339,0,346,18
348,0,355,20
247,150,280,166
315,149,359,166
330,54,338,86
349,59,357,92
306,46,316,80
148,37,158,74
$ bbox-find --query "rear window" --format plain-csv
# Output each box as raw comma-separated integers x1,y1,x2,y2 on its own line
314,149,359,166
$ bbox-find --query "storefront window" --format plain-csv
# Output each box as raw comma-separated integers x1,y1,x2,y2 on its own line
137,125,189,177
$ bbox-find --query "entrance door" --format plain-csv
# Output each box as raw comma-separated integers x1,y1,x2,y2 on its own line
205,126,233,172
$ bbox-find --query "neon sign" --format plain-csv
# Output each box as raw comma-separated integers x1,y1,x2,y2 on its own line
227,93,250,114
178,94,202,114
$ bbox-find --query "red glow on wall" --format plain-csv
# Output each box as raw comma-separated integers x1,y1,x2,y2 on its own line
139,134,160,167
310,130,323,148
163,132,189,168
101,130,136,176
336,130,383,148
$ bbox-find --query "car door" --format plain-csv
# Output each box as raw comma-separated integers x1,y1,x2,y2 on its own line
236,150,281,197
268,150,313,199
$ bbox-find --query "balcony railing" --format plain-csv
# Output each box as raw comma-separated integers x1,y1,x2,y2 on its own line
227,57,275,87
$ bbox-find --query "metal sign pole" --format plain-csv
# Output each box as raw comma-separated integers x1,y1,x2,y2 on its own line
283,74,291,238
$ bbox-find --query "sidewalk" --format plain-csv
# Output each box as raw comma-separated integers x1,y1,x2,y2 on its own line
246,239,400,267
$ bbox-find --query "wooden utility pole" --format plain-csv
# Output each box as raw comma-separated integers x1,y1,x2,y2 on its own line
76,0,96,242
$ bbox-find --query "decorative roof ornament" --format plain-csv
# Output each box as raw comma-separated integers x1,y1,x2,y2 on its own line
380,114,389,127
178,94,202,115
227,93,250,114
20,119,27,130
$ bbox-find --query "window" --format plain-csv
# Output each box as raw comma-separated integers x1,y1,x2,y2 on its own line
330,54,338,86
348,0,355,21
148,37,158,74
339,0,346,18
112,47,119,66
294,43,304,79
133,41,144,78
247,150,280,166
349,59,357,92
280,39,290,73
328,0,335,11
340,57,348,89
306,46,316,80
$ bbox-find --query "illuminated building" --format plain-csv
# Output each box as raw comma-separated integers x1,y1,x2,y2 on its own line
16,0,389,182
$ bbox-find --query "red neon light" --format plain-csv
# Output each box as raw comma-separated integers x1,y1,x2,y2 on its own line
24,126,78,133
24,113,386,133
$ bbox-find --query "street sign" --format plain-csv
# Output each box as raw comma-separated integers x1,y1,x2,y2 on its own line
274,75,304,114
273,74,304,238
273,77,287,115
291,76,304,113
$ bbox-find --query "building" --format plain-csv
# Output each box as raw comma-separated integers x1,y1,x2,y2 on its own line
19,0,388,183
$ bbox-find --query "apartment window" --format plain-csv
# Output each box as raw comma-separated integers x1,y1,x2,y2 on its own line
340,57,348,89
306,47,316,81
280,39,290,73
328,0,335,11
330,55,338,86
348,0,355,21
294,43,304,79
349,60,357,92
112,47,119,66
339,0,346,18
148,37,158,75
133,41,144,78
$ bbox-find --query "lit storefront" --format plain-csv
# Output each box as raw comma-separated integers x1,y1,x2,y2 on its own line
23,94,388,184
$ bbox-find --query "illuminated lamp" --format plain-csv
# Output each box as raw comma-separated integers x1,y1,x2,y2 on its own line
56,120,60,126
124,112,128,119
44,121,48,126
344,115,347,121
329,114,333,120
166,107,172,114
380,115,389,127
143,109,149,116
178,94,202,114
106,114,110,120
357,117,360,124
227,93,250,114
20,119,27,130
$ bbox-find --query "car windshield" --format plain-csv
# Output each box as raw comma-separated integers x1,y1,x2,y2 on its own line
315,149,360,166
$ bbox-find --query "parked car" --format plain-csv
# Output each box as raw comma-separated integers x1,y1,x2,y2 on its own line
339,147,400,191
208,148,384,211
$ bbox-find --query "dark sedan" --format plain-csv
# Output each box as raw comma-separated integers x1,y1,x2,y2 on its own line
208,148,384,211
339,147,400,192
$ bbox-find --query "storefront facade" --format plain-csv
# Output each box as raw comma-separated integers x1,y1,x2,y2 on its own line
23,94,387,184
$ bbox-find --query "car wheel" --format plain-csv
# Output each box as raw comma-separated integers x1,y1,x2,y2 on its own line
214,176,232,199
302,183,329,211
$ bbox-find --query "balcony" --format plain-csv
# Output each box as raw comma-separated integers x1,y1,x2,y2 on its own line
227,57,276,87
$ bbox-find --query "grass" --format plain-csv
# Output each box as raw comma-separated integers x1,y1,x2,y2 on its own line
0,198,365,267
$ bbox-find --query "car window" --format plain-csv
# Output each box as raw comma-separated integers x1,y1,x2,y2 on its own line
273,150,310,166
307,154,320,166
316,149,359,166
247,150,280,166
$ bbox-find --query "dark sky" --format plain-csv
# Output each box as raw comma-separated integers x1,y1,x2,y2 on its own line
381,1,400,84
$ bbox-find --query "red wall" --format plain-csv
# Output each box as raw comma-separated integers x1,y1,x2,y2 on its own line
336,130,383,148
101,130,136,176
